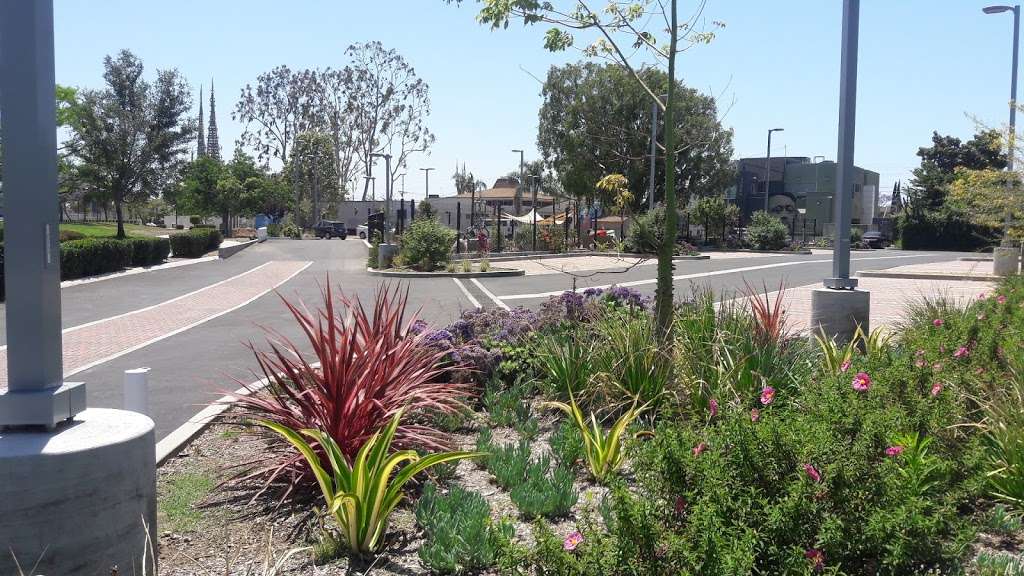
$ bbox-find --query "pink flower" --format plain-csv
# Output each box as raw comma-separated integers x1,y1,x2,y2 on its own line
674,496,687,515
803,463,822,483
709,398,719,418
805,548,825,572
953,346,970,359
851,372,872,392
933,318,944,327
563,531,584,551
931,382,943,397
979,292,988,299
692,442,707,457
840,359,852,373
914,358,926,368
915,349,925,357
932,362,943,372
760,386,776,406
885,445,905,457
750,408,761,422
998,294,1008,304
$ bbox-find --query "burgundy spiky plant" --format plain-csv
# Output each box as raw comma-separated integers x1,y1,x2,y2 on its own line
227,281,469,499
745,279,789,346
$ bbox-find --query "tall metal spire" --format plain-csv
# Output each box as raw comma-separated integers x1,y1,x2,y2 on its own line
196,85,206,158
206,79,221,161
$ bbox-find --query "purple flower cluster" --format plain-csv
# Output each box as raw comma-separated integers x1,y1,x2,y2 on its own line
448,307,538,345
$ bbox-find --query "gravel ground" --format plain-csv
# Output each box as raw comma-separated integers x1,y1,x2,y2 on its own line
157,399,602,575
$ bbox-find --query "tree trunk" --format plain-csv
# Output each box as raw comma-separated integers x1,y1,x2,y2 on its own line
655,0,679,342
222,209,230,237
114,194,126,239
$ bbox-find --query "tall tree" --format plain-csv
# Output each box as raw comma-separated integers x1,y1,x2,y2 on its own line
71,50,194,237
539,62,732,212
446,0,721,340
233,65,307,166
909,129,1007,211
303,68,362,200
343,42,435,200
291,131,340,225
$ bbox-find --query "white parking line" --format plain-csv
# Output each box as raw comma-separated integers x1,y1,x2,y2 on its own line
452,278,481,309
471,278,511,310
497,254,936,301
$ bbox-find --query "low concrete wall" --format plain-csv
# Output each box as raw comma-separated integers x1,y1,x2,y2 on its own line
218,239,258,259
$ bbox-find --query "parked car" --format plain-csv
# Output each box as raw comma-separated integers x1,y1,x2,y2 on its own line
861,230,887,249
313,220,347,240
357,223,369,239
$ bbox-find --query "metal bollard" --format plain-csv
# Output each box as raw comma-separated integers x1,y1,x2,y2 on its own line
123,367,150,416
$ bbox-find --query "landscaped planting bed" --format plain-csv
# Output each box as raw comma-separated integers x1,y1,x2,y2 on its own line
158,278,1024,575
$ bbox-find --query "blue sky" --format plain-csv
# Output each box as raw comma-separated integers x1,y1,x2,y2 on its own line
54,1,1019,200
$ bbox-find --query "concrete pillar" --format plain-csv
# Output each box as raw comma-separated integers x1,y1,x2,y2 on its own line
994,246,1021,276
810,288,870,343
0,409,157,575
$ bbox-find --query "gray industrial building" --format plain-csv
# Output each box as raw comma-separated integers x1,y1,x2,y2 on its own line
726,156,880,233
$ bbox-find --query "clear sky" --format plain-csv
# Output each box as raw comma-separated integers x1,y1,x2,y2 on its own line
53,1,1020,201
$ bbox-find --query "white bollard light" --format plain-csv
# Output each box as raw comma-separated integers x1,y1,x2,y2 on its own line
123,367,151,416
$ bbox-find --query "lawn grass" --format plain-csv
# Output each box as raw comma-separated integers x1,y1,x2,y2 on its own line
60,222,169,238
159,471,217,533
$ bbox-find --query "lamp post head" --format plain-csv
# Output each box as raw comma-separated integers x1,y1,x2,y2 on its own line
984,5,1015,14
769,127,785,133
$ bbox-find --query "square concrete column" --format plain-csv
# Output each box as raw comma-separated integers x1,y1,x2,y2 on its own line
0,0,84,426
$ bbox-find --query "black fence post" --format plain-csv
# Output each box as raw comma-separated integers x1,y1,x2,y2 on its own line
410,200,415,222
456,202,462,254
704,216,709,245
802,218,807,243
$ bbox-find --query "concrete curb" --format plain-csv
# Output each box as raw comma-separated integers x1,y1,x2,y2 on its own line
856,270,1000,282
960,256,995,262
700,248,813,255
218,239,258,259
366,268,525,278
452,251,709,263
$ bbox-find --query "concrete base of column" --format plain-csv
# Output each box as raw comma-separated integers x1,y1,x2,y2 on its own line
994,247,1021,276
378,243,398,269
0,408,157,575
810,287,870,344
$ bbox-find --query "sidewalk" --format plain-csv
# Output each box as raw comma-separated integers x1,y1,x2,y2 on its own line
856,259,997,281
762,274,994,334
0,260,311,391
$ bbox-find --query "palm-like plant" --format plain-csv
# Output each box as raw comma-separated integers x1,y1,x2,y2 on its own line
260,409,481,556
544,395,647,484
228,282,469,498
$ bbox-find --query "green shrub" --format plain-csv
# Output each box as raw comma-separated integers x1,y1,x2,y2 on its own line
509,461,578,519
850,226,864,245
514,223,540,251
189,216,201,226
898,208,1001,251
476,431,533,491
549,419,585,469
537,335,594,401
479,258,490,272
367,243,379,269
460,258,471,273
415,482,514,574
745,210,789,250
126,237,170,267
60,238,133,279
483,377,531,427
626,206,667,253
170,228,221,258
267,223,282,237
58,230,85,242
399,217,456,271
281,222,301,239
592,313,672,409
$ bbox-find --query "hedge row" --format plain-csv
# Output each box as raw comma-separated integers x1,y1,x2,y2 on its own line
126,237,171,267
898,210,1001,251
170,228,222,258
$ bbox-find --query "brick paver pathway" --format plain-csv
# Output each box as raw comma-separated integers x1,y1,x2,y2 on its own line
0,260,310,391
746,275,995,334
869,259,994,276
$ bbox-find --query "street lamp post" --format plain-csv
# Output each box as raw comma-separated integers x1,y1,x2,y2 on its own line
810,0,869,343
399,172,407,199
512,149,524,215
764,128,784,212
420,167,435,198
370,153,392,242
983,4,1021,253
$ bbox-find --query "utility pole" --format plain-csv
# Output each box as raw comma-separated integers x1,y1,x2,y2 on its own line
420,167,435,198
512,149,524,215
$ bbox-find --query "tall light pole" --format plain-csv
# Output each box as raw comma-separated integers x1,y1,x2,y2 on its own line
983,4,1020,247
810,0,868,344
399,172,407,199
420,167,435,198
764,128,784,212
371,153,392,242
512,149,524,215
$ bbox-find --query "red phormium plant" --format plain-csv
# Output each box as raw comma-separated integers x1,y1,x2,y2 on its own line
227,281,469,498
744,279,789,346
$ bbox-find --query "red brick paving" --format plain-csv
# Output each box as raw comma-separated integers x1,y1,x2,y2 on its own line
0,261,310,391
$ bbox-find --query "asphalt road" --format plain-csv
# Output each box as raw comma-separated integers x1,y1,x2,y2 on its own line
0,239,975,440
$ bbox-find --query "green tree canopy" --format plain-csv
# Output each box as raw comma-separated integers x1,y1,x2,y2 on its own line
538,62,733,212
909,129,1007,211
